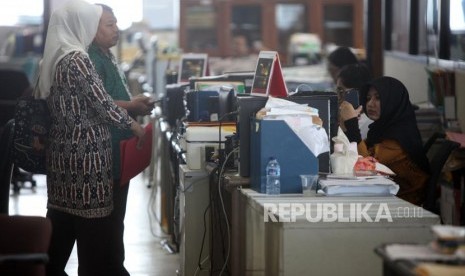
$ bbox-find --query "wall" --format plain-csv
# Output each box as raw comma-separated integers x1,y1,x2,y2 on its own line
383,52,429,104
384,52,465,132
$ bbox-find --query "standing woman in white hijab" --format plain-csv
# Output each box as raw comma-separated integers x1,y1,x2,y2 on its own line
37,1,146,275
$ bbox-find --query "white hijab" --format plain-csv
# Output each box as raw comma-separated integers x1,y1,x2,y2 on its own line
36,0,102,99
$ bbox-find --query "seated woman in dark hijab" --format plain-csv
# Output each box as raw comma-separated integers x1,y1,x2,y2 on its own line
340,76,430,205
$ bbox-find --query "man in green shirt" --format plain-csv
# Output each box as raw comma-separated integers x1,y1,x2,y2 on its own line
89,4,154,275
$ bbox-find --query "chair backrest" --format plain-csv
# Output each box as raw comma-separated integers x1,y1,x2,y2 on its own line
0,119,15,214
423,138,460,214
0,214,52,276
423,132,446,155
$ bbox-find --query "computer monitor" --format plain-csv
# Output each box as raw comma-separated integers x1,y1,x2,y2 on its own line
189,72,255,94
236,91,338,176
186,86,237,122
163,83,189,127
236,96,268,177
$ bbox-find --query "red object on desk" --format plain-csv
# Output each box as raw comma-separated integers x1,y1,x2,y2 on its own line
446,131,465,148
120,123,153,186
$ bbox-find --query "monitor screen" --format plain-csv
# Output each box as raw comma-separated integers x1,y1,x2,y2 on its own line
178,53,208,83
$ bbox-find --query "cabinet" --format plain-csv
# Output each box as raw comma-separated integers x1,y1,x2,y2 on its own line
178,165,210,276
239,189,440,276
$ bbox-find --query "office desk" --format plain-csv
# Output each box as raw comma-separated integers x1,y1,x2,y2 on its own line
238,188,440,276
374,243,465,276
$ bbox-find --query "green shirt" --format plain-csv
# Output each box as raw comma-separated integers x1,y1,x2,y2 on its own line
88,44,133,180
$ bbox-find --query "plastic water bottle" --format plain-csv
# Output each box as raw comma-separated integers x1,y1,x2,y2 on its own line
266,157,281,195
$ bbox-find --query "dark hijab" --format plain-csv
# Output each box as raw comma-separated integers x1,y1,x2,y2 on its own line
360,76,430,173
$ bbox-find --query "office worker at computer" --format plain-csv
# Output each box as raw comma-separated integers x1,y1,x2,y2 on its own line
326,46,359,83
340,76,430,206
209,31,259,75
336,63,373,139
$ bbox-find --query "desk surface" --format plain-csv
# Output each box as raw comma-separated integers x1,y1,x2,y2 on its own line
375,244,465,276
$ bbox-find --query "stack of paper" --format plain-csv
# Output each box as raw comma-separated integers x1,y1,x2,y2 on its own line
318,175,399,196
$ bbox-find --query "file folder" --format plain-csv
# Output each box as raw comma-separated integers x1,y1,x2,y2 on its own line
120,123,153,185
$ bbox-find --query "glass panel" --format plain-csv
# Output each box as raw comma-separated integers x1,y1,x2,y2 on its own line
231,5,262,53
186,5,218,51
276,3,307,64
391,1,409,52
420,0,439,56
449,0,465,60
323,4,353,46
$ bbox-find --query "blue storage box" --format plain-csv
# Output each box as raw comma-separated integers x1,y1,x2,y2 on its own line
250,118,319,194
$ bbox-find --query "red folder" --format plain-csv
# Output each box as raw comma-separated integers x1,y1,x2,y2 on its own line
119,123,153,186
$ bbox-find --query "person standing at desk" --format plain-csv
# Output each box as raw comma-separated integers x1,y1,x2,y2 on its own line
340,76,430,205
36,0,147,274
88,4,155,275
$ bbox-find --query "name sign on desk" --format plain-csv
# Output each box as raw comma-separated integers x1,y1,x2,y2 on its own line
250,51,288,97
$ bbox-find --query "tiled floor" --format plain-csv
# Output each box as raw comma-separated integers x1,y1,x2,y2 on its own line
9,172,180,276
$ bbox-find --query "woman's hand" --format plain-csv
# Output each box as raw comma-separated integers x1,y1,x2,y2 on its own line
339,101,363,131
130,95,155,116
340,101,362,121
130,121,146,149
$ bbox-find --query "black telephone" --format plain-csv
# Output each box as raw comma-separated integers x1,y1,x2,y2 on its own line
344,89,360,108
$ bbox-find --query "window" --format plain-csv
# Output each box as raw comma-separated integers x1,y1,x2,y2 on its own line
186,5,218,51
275,4,307,54
323,4,353,46
418,0,435,56
449,0,465,60
231,5,262,52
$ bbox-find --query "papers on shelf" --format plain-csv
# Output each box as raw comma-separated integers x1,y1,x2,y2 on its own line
385,244,461,262
318,174,399,196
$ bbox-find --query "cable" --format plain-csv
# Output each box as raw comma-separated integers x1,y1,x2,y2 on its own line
218,110,238,165
208,166,220,275
217,147,239,276
195,202,211,274
194,255,211,276
147,181,169,240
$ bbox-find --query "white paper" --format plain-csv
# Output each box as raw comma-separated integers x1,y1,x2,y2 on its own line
262,97,330,157
319,175,399,196
385,244,461,261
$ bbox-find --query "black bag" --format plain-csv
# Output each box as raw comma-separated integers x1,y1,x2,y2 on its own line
12,97,50,174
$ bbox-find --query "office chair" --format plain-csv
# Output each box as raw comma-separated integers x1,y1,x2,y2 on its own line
423,134,460,214
0,214,52,276
423,132,446,154
0,69,36,194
